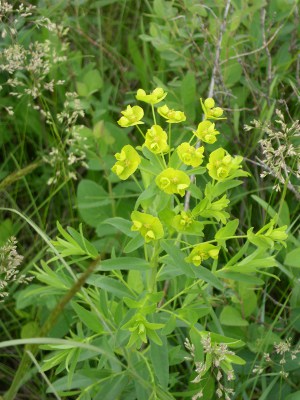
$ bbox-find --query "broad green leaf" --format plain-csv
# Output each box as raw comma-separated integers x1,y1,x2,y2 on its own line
77,180,112,228
95,257,151,271
181,72,196,121
127,270,144,293
72,302,103,333
283,392,300,400
205,180,243,200
86,276,134,298
186,167,206,176
220,306,248,326
102,217,135,237
94,375,128,400
216,270,264,285
128,36,148,90
192,266,224,291
83,69,103,96
222,62,242,87
160,240,194,277
200,332,245,348
225,353,246,365
215,219,239,249
238,283,257,317
178,304,210,324
47,369,110,392
285,248,300,268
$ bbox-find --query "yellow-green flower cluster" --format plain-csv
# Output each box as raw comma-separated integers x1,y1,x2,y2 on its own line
144,125,169,154
131,211,164,243
158,105,186,123
111,145,141,180
207,148,243,181
155,168,190,196
201,98,224,120
177,142,204,167
117,105,144,127
173,211,193,231
194,121,220,144
185,243,220,267
136,88,167,105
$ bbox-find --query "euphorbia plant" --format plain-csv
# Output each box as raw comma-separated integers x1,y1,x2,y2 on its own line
8,86,289,400
109,87,288,396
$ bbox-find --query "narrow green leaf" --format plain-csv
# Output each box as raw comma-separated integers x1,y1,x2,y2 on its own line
150,334,169,390
124,234,144,253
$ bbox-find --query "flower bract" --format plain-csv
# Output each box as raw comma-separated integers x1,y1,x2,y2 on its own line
194,121,220,144
172,211,204,236
155,168,190,196
111,145,141,180
131,211,164,243
200,98,225,120
117,105,144,127
144,125,169,154
177,142,204,167
157,105,186,123
207,148,243,181
136,87,167,105
185,243,220,266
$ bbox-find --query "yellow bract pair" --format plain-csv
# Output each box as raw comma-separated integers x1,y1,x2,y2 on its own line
177,143,204,167
131,211,164,243
111,145,141,180
155,168,190,197
201,98,224,120
185,243,220,266
207,148,243,181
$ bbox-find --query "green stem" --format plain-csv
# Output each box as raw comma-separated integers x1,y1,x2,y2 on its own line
160,152,167,168
151,104,157,125
136,125,145,139
148,245,159,293
131,174,143,191
168,123,172,163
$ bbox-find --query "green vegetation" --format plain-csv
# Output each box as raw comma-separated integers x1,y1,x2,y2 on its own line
0,1,299,399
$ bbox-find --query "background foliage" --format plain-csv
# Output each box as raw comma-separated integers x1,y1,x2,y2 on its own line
0,0,299,399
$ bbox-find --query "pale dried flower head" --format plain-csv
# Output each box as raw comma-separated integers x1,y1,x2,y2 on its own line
0,237,32,300
245,110,300,198
185,334,235,400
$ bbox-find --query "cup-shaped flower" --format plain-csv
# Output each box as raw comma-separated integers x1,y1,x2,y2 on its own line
136,87,167,105
207,148,243,181
117,105,144,127
111,145,141,180
144,125,169,154
200,98,225,120
131,211,164,243
157,105,186,123
177,142,204,167
194,121,220,144
185,243,220,267
155,168,190,196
